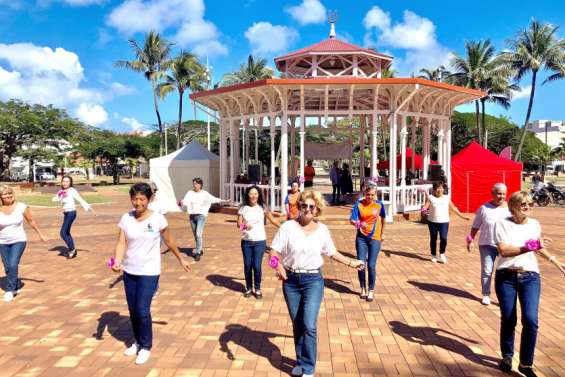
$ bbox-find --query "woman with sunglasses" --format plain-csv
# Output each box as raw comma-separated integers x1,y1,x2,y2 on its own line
269,190,364,377
422,182,469,264
349,183,386,302
237,185,280,298
494,191,564,376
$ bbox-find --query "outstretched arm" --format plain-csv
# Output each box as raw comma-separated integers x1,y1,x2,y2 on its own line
161,227,191,272
449,201,470,220
23,207,47,242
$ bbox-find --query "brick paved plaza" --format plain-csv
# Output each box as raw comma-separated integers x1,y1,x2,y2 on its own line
1,188,564,377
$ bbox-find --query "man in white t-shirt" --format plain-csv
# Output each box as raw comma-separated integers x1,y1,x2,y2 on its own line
181,178,229,261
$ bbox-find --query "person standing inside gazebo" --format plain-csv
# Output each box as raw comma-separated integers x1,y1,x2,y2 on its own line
304,161,315,188
329,161,341,204
285,180,301,220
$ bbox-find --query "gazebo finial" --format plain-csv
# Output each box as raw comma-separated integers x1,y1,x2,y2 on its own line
328,10,338,39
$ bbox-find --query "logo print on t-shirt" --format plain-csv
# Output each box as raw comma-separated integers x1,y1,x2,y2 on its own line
146,223,154,233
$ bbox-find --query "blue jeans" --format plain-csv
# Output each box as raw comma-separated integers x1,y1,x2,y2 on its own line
355,233,381,290
189,214,207,255
0,242,26,292
495,270,540,366
123,272,160,350
427,221,449,255
241,240,266,291
283,272,324,375
479,245,498,295
60,210,77,251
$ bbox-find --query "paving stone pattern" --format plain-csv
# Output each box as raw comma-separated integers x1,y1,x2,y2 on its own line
1,189,563,377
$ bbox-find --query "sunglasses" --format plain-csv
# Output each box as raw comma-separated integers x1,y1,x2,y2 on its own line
299,203,316,211
520,202,533,208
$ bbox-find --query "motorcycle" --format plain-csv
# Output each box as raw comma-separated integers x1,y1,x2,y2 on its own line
545,182,565,205
531,183,551,207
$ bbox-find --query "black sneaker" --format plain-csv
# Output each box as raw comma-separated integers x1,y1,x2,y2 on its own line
67,249,77,259
194,254,201,262
518,365,537,377
243,290,252,298
499,356,513,373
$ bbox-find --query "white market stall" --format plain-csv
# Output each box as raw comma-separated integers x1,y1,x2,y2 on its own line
150,140,220,213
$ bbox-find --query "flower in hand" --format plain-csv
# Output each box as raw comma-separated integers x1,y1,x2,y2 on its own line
269,255,279,269
177,200,184,207
57,190,67,198
421,207,429,215
524,239,541,252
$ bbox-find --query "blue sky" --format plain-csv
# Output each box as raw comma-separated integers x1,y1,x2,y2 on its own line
0,0,563,133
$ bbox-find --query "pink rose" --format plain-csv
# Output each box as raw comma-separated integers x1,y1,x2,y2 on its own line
269,255,279,269
524,239,541,251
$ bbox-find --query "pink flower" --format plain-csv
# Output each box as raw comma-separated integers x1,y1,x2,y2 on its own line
269,255,279,269
420,207,429,215
57,190,67,198
524,239,541,251
107,257,115,269
177,200,184,207
355,220,366,230
466,234,474,243
239,223,247,232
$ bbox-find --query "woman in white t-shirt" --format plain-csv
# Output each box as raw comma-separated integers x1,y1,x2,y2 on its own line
269,190,364,377
466,183,510,305
237,185,280,299
494,191,564,376
51,176,95,259
422,182,469,263
0,185,46,302
111,183,191,365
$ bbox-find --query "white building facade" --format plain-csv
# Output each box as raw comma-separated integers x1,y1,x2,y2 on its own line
529,120,565,150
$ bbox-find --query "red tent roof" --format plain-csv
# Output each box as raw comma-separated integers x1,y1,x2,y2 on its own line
452,141,522,170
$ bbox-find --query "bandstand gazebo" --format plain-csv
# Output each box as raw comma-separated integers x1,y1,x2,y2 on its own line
190,24,484,221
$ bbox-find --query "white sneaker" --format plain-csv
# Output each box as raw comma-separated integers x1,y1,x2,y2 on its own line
439,254,447,264
431,257,437,263
303,374,314,377
3,291,14,302
124,343,138,356
291,365,303,376
135,349,151,365
481,296,491,305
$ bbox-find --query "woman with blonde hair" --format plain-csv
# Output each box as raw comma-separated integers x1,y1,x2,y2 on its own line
494,191,564,376
269,190,364,377
0,185,47,302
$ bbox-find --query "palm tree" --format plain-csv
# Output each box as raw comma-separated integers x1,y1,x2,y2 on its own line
450,40,499,145
221,55,274,86
381,68,397,78
157,51,207,149
504,20,565,161
418,66,451,82
115,31,173,155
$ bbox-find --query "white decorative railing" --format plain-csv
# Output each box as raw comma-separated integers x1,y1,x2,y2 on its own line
398,184,432,211
224,183,284,211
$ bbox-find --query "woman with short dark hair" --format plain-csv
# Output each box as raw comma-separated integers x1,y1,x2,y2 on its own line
111,183,191,365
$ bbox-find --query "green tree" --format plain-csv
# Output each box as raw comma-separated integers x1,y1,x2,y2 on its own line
115,31,173,156
504,20,565,161
450,40,503,145
417,66,451,82
157,51,207,149
0,100,84,181
221,55,274,86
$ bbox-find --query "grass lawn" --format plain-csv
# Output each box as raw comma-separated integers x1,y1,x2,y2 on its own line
18,193,112,207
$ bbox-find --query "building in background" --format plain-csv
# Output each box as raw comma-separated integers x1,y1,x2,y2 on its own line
528,120,565,150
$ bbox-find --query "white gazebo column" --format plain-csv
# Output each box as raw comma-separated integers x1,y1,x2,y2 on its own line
445,119,452,188
411,117,418,174
437,121,445,167
400,116,408,211
219,118,227,199
254,128,258,163
389,114,398,217
269,114,276,211
360,115,366,183
290,116,296,178
243,118,250,172
280,111,289,209
371,114,378,178
233,119,241,177
423,118,431,180
229,120,236,202
299,114,305,191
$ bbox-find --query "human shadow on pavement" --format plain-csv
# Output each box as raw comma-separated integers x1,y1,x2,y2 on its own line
324,278,357,295
219,324,294,374
48,246,69,257
389,321,499,370
408,280,480,302
0,277,45,292
93,311,168,343
108,275,123,289
382,249,430,261
207,274,246,293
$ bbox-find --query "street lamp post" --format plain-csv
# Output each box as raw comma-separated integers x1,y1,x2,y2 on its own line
206,57,213,151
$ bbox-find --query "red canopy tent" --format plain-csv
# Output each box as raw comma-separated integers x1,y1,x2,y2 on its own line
377,148,434,169
451,141,522,213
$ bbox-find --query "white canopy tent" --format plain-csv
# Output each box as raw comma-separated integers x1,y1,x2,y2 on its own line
150,140,220,213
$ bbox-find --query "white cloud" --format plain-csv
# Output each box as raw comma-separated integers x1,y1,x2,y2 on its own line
363,6,452,75
286,0,326,26
511,85,532,101
107,0,227,56
122,116,147,131
76,103,108,126
109,81,134,96
0,42,108,125
62,0,105,5
245,22,299,55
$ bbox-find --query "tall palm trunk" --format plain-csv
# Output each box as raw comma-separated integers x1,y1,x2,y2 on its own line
151,80,164,156
177,90,184,149
481,99,487,148
514,71,537,161
475,100,482,145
